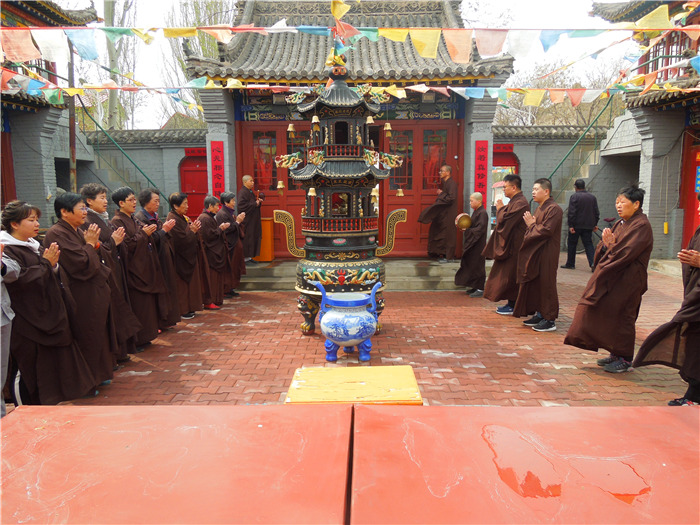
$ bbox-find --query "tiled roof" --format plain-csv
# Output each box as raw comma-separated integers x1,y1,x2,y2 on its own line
1,90,61,110
492,125,609,140
6,1,99,26
85,129,207,145
590,2,665,23
185,0,513,84
626,77,700,108
297,78,380,112
84,126,610,146
290,160,390,180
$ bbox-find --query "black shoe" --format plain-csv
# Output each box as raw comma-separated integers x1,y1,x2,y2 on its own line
522,314,543,326
469,289,483,298
560,265,575,269
603,357,632,373
181,312,195,320
668,398,699,406
596,354,617,367
225,290,240,297
245,259,258,265
465,288,475,294
532,319,556,332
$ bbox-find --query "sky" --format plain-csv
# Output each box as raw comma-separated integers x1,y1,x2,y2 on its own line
55,0,634,129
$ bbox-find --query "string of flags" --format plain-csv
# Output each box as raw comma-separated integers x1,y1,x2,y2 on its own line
2,2,700,110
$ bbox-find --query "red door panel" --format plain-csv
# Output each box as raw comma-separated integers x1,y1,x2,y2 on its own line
180,156,208,220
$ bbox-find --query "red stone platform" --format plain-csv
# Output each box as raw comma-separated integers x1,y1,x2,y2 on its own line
1,405,351,524
351,405,699,524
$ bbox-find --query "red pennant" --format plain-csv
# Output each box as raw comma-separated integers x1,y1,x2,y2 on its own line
334,19,360,38
566,89,586,107
1,68,18,90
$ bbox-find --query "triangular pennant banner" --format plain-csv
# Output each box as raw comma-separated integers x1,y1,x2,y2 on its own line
335,19,361,38
101,27,134,43
30,29,70,63
64,29,99,60
523,89,546,107
539,30,566,52
351,28,379,43
163,27,197,38
409,29,441,59
0,29,42,63
566,89,586,107
581,89,604,103
378,28,408,42
443,29,472,64
266,19,297,34
548,89,566,104
464,87,485,99
636,4,672,30
201,26,235,44
504,30,542,60
331,0,351,20
474,29,507,57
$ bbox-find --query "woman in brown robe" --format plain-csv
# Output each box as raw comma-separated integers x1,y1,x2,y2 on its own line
633,193,700,405
454,193,488,296
167,192,203,319
1,201,96,404
197,196,231,309
110,187,167,349
482,174,529,314
134,188,180,329
215,192,246,297
43,193,116,387
80,183,141,362
564,185,654,373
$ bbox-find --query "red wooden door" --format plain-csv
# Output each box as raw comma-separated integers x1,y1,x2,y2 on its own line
180,156,208,220
240,123,307,258
380,123,462,257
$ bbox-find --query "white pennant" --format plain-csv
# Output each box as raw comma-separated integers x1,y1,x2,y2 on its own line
30,29,70,63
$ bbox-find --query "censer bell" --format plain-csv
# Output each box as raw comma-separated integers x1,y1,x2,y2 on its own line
396,188,405,197
308,187,317,197
277,180,285,196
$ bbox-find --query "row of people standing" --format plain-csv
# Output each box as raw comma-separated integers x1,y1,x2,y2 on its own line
0,187,245,408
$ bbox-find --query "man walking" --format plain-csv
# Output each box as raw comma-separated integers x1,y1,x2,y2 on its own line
454,193,488,297
514,178,563,332
418,165,458,262
562,179,599,270
482,174,529,314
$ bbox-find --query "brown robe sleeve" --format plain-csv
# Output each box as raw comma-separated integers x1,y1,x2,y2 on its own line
517,199,563,283
44,220,110,284
482,192,529,260
111,211,165,294
167,211,200,281
462,206,488,253
197,212,228,271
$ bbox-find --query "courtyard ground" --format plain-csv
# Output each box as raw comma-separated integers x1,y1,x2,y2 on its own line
57,253,689,408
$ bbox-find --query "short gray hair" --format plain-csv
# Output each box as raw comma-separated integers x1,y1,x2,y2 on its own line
470,192,483,202
242,175,253,183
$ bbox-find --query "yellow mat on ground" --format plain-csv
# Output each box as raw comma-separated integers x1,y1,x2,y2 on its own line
285,365,423,405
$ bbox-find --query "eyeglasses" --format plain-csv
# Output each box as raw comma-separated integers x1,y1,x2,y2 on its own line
125,197,137,202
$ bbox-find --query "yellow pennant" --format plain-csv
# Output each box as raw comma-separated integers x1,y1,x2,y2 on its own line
331,0,351,20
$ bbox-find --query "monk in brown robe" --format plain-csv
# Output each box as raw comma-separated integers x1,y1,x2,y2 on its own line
197,196,231,308
482,174,529,315
565,185,654,373
418,165,459,261
215,192,246,297
633,193,700,405
514,179,563,332
238,175,263,263
455,192,488,296
110,187,168,349
1,201,96,404
167,192,203,319
43,193,116,387
80,183,141,363
134,188,180,329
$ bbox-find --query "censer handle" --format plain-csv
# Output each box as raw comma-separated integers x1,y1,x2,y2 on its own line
368,281,382,316
309,281,328,314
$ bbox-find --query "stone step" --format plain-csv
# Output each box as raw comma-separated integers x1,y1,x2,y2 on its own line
238,259,489,292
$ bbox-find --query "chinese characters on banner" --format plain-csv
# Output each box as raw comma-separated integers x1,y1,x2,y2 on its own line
210,141,225,198
474,140,488,197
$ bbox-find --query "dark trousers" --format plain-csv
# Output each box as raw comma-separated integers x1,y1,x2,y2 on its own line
565,228,595,267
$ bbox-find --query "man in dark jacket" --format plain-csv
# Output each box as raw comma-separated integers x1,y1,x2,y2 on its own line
562,179,599,270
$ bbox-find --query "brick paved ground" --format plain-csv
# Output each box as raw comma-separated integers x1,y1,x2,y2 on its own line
61,254,687,408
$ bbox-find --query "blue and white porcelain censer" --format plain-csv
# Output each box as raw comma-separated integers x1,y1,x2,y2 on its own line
311,281,381,362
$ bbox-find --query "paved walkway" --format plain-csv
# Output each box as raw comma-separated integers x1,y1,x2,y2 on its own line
62,254,686,408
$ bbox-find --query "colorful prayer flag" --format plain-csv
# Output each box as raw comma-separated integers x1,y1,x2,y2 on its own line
443,29,472,64
0,29,41,63
409,29,441,59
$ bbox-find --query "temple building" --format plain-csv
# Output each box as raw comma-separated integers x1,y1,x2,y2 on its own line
591,1,700,256
183,0,514,258
1,1,98,217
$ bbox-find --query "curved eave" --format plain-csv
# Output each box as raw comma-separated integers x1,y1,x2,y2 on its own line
290,161,390,180
297,97,380,114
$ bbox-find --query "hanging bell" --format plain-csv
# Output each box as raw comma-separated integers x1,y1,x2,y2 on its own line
396,188,405,197
277,180,285,196
366,115,375,125
384,122,392,138
312,115,320,132
308,187,317,197
286,123,296,138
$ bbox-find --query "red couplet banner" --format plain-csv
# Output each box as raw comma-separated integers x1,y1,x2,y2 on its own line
474,140,488,196
210,141,225,197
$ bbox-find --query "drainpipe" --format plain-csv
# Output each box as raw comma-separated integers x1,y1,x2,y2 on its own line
68,41,77,192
